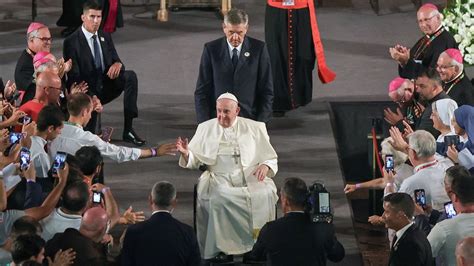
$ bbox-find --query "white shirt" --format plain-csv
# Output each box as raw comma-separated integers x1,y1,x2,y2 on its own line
394,222,414,247
398,160,450,211
30,136,51,178
82,26,104,70
40,208,82,241
50,123,141,163
428,213,474,266
227,39,242,59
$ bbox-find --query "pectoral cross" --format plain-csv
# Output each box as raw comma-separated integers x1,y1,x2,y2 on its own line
232,149,241,164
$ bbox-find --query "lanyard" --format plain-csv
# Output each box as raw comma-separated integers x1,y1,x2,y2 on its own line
445,74,464,95
415,160,438,172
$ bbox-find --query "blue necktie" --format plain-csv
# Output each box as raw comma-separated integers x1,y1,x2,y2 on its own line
232,48,238,70
92,35,102,73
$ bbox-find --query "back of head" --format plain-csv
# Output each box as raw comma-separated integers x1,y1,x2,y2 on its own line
417,67,443,88
407,130,436,158
67,93,92,116
445,165,470,187
61,181,90,213
36,105,64,132
80,207,108,240
11,216,42,240
456,237,474,265
83,0,102,13
381,137,408,166
151,181,176,209
383,192,415,218
11,234,45,264
224,8,248,26
282,177,308,208
75,146,103,176
451,174,474,204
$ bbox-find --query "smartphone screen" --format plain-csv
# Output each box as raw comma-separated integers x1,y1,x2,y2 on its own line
385,154,394,172
9,132,23,144
444,135,460,146
414,189,426,206
318,192,330,213
19,147,30,171
444,202,457,219
100,126,114,142
92,192,102,204
52,152,67,174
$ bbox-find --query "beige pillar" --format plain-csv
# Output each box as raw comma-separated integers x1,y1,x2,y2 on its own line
157,0,169,22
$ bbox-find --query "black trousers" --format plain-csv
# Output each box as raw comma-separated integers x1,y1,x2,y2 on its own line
85,70,138,133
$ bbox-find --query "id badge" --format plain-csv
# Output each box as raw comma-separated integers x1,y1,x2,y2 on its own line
283,0,295,6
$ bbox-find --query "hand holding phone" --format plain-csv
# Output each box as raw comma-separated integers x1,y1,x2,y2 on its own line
92,192,102,204
9,132,25,145
52,152,67,175
414,189,426,207
444,135,460,147
19,147,31,171
444,202,457,219
385,154,394,172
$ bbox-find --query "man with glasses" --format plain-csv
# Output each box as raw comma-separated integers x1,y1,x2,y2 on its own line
436,48,474,106
389,3,457,80
195,8,273,124
15,22,53,105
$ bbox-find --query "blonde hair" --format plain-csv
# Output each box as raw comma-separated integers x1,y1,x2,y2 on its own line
381,137,408,166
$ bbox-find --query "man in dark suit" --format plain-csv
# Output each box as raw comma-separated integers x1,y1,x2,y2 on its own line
244,177,345,266
120,181,201,266
63,0,145,146
382,193,433,266
195,8,273,124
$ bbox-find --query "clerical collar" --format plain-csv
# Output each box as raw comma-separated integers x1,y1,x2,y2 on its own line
426,25,443,38
26,48,36,57
414,159,438,172
64,121,83,129
447,71,463,84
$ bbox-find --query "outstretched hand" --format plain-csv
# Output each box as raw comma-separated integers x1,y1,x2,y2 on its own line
176,137,189,157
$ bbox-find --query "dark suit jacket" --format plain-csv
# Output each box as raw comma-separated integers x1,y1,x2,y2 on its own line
195,36,273,123
247,212,345,266
415,91,449,138
14,49,36,104
388,224,433,266
445,72,474,107
63,27,124,97
120,212,201,266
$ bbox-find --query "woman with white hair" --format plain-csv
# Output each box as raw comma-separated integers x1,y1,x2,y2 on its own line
344,137,413,195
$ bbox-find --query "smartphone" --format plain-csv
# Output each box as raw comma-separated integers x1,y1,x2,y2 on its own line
318,192,331,214
444,135,460,146
414,189,426,207
19,147,31,171
19,115,32,125
52,152,67,174
444,202,457,219
100,126,114,142
385,154,394,172
92,192,102,204
9,132,25,144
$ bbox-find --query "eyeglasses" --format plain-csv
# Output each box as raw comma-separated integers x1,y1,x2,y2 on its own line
436,64,455,70
417,15,437,24
34,37,53,43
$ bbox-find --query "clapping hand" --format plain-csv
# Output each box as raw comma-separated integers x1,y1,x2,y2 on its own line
389,126,409,153
402,120,414,138
389,45,410,66
3,80,16,100
253,164,269,182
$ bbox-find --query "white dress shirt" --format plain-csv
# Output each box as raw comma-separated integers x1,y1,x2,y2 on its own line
30,136,51,178
227,39,242,59
82,26,104,70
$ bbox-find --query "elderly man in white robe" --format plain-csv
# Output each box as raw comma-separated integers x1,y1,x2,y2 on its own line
177,92,278,262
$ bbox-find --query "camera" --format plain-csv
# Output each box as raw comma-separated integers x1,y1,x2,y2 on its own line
385,154,394,172
414,189,426,207
306,182,333,223
52,152,67,175
19,115,32,125
444,135,460,147
92,192,102,204
444,202,457,219
19,147,31,171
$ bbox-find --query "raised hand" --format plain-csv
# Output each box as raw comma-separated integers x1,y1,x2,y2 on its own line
384,107,403,125
120,206,145,224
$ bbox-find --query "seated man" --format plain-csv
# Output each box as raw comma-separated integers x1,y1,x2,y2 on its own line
177,92,278,262
245,177,345,265
15,22,52,104
63,0,144,145
121,181,200,265
19,71,63,122
436,48,474,106
428,170,474,266
50,93,176,164
45,207,109,265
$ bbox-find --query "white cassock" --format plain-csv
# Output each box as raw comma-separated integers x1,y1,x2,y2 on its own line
179,117,278,259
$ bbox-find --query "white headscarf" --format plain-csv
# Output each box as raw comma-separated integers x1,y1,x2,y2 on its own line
432,98,458,132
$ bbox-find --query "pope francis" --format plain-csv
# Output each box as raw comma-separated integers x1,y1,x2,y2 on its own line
177,92,278,261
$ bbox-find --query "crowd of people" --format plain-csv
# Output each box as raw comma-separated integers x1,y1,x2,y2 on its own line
344,3,474,266
1,0,473,265
0,0,347,265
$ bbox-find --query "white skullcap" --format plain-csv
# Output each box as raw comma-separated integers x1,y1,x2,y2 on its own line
217,92,238,103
